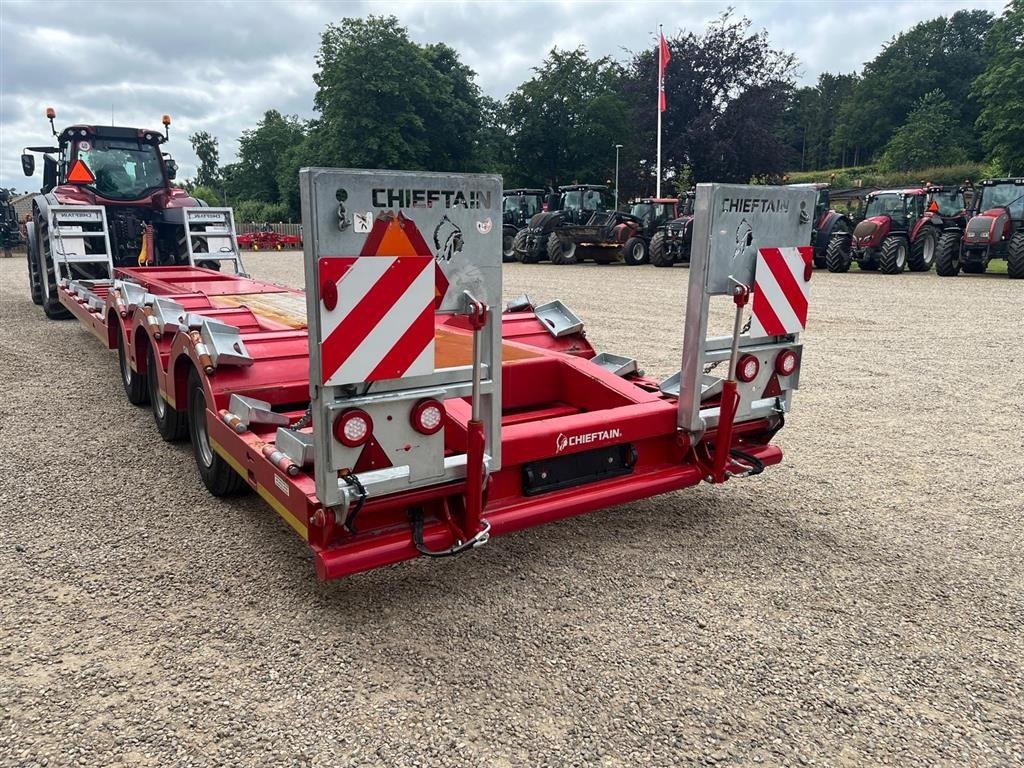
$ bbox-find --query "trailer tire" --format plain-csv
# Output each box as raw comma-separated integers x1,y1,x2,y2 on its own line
547,234,578,265
188,369,247,496
147,345,188,441
622,236,648,266
878,235,907,274
908,226,937,272
1008,231,1024,279
934,231,962,277
117,331,149,406
825,236,852,273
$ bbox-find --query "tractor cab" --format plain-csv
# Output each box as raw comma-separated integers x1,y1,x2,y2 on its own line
558,184,611,225
973,178,1024,221
502,189,545,228
628,198,678,234
925,185,968,229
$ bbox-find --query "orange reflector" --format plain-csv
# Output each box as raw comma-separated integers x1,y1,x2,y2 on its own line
67,159,95,184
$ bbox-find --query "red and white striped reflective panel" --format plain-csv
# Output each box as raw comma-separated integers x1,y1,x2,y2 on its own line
319,256,435,386
749,246,813,338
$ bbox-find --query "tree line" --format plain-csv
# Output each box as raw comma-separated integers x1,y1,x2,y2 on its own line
188,3,1023,221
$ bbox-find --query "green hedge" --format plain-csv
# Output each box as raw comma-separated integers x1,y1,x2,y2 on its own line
785,163,995,189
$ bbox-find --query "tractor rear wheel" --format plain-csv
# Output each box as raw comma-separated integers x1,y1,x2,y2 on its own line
188,368,247,496
35,211,71,320
622,237,648,266
908,226,937,272
117,331,150,406
26,225,43,305
512,229,538,264
649,232,674,267
1007,231,1024,279
825,236,851,273
547,235,578,265
934,231,962,277
147,344,188,441
878,235,907,274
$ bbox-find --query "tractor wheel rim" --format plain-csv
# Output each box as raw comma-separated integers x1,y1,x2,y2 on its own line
191,388,213,467
923,237,935,264
632,243,643,261
897,245,906,268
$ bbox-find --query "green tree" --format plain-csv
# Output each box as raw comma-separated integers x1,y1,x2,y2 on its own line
880,90,969,171
309,16,482,171
224,110,306,204
189,131,220,187
786,72,858,170
505,47,628,189
831,10,993,165
972,0,1024,173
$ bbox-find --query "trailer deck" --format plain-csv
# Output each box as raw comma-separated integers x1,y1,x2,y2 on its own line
46,172,815,581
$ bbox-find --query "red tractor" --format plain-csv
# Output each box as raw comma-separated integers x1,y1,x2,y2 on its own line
935,178,1024,279
825,187,942,274
21,108,243,319
648,190,695,267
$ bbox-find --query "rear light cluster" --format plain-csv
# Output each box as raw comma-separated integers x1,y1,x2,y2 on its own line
332,399,446,447
735,349,800,382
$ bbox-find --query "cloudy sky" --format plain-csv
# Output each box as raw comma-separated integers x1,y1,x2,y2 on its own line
0,0,1003,190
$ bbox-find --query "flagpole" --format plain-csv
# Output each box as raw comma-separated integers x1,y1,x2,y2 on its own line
656,24,663,198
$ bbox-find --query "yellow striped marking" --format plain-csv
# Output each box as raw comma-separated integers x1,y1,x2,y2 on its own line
210,437,308,541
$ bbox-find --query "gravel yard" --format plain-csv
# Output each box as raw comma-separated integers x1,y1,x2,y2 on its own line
1,253,1022,767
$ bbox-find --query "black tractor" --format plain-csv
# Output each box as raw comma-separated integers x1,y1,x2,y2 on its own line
512,184,611,264
806,184,853,268
545,197,678,266
501,188,546,262
649,191,696,267
0,189,25,257
935,177,1024,278
825,188,942,274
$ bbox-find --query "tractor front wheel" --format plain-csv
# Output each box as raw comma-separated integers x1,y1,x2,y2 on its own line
878,235,908,274
649,232,674,267
512,230,537,264
35,211,71,320
934,231,962,277
908,226,937,272
622,236,648,266
825,236,851,273
547,235,578,265
502,232,516,262
1007,230,1024,279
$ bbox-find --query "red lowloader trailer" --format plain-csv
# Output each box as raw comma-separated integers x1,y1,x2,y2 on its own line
43,169,816,580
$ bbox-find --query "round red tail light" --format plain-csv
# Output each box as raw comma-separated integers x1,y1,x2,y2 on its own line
775,349,799,376
736,354,760,383
333,409,373,447
410,398,444,435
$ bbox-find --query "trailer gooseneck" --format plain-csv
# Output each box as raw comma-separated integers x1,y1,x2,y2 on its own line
44,169,817,580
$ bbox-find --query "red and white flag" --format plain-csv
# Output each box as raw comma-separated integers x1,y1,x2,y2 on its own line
658,31,671,112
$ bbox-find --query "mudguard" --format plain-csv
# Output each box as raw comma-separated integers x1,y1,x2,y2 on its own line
815,211,850,251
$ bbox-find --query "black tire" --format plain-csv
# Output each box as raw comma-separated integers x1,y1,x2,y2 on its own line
547,234,578,265
649,232,674,267
825,236,852,273
908,226,937,272
1008,230,1024,279
187,368,247,496
117,331,149,406
622,236,648,266
147,344,188,441
935,231,962,277
35,212,71,320
26,235,43,305
878,235,908,274
813,254,826,269
963,261,987,274
512,229,538,264
502,232,516,262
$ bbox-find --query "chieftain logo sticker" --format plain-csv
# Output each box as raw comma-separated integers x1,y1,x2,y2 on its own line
556,428,623,453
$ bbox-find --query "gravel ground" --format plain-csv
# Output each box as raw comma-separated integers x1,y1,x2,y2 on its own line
1,253,1022,768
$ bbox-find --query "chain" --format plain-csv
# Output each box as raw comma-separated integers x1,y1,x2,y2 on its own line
703,317,752,373
290,407,312,430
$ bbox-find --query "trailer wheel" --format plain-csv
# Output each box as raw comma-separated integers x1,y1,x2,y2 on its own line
117,331,150,406
878,235,907,274
935,231,962,277
1007,231,1024,279
188,369,247,496
147,345,188,441
547,235,578,265
825,236,851,273
908,226,937,272
622,236,648,266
